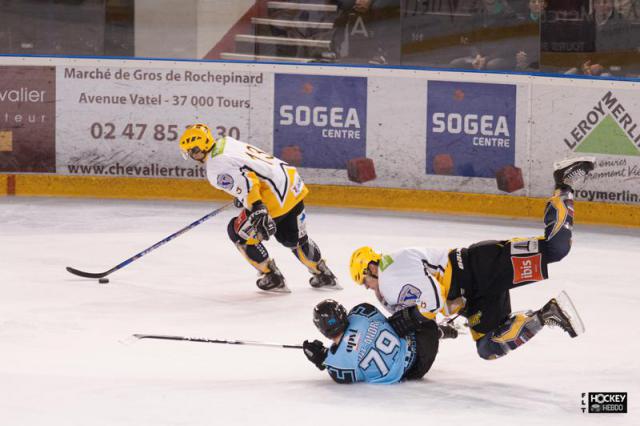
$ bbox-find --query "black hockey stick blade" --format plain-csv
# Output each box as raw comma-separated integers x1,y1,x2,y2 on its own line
65,266,113,279
133,333,302,349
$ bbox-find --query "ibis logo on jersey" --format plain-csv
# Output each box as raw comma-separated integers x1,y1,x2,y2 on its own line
563,91,640,156
511,254,544,284
426,81,516,178
274,74,367,169
0,66,56,173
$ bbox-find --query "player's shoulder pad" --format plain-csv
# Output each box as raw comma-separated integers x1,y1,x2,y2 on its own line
348,303,380,318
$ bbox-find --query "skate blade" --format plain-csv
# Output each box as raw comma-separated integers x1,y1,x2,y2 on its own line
555,290,585,337
263,285,291,294
311,282,343,291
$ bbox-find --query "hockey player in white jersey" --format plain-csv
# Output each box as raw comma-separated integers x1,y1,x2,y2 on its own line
349,157,594,360
179,124,339,292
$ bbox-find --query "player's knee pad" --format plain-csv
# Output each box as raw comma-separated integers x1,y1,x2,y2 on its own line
476,311,543,360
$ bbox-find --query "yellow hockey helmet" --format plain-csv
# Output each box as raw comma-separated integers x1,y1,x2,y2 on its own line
179,123,216,160
349,246,381,285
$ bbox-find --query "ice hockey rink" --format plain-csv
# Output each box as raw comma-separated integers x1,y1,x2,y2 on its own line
1,196,637,425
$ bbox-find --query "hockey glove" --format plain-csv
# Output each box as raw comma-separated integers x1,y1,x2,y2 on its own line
303,339,327,371
233,198,244,209
248,202,276,241
438,324,458,339
388,305,432,337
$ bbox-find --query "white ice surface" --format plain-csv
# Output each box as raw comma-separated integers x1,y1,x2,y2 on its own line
0,197,638,426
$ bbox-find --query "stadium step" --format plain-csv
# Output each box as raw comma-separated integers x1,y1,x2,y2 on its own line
251,17,334,30
267,1,338,12
235,34,331,48
219,52,315,63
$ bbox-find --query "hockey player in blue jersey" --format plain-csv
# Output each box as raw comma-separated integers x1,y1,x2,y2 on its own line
302,300,457,384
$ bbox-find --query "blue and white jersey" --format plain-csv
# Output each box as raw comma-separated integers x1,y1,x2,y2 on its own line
323,303,416,384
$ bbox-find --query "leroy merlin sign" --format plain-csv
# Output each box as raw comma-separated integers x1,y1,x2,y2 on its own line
563,91,640,156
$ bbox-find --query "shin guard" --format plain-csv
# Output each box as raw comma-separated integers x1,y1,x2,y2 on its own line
544,188,574,240
235,242,271,274
476,311,543,360
292,238,322,274
543,188,574,262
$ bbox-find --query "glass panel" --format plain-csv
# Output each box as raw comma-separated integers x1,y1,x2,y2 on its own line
0,0,638,76
539,0,595,73
539,0,640,76
401,0,542,72
331,0,402,64
591,0,640,76
0,0,133,57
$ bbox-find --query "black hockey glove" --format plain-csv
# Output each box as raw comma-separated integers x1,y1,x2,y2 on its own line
388,305,432,337
248,202,276,241
303,339,327,371
438,324,458,339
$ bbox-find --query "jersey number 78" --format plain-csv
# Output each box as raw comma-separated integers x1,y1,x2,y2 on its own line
359,330,400,376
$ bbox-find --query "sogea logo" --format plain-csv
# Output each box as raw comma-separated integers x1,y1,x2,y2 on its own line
278,105,361,140
273,74,366,169
431,113,511,147
426,81,516,178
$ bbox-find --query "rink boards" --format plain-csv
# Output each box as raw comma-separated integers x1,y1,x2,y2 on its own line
0,56,639,226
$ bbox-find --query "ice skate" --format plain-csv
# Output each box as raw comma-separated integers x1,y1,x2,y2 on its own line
309,260,342,290
256,260,290,293
553,157,595,189
537,291,584,337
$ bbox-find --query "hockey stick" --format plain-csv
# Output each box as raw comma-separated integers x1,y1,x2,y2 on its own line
439,313,468,335
132,333,303,349
66,203,233,279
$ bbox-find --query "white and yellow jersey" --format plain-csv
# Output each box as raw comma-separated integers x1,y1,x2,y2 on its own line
205,137,308,218
377,247,458,320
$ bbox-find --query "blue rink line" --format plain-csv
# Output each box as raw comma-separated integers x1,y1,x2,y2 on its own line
2,52,640,84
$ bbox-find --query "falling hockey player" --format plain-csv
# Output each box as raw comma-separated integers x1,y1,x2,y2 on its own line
302,299,458,383
179,124,339,292
349,157,595,360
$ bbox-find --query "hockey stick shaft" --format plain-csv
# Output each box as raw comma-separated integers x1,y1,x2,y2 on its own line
66,203,233,279
133,334,302,349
